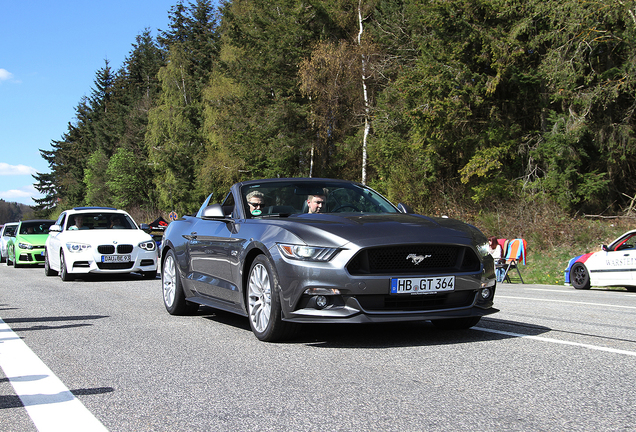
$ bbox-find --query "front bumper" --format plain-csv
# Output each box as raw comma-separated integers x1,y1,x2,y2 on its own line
17,248,46,264
64,249,157,274
272,247,498,324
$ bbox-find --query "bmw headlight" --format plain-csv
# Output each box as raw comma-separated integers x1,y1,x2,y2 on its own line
18,242,33,250
139,240,156,251
277,244,339,262
66,242,91,253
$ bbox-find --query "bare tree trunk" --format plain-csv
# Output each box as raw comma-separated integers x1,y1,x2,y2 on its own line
358,0,370,185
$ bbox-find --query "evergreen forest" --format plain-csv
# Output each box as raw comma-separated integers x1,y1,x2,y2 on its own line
34,0,636,229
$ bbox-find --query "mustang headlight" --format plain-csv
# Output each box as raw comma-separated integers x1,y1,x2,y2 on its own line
18,242,33,250
139,240,156,251
477,241,490,258
66,242,91,253
277,244,339,262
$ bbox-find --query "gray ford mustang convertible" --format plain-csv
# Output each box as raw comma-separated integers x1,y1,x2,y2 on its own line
161,178,498,341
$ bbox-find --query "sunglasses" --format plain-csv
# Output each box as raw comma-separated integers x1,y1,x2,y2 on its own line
248,202,264,208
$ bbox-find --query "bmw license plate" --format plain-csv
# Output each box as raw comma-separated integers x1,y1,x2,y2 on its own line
101,255,131,263
390,276,455,295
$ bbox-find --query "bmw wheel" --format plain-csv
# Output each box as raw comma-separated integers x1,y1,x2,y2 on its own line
247,255,296,342
44,250,58,276
571,263,591,290
60,252,74,281
162,250,197,315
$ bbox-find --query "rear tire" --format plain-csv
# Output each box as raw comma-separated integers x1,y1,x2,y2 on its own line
571,263,591,290
162,250,198,315
431,316,481,330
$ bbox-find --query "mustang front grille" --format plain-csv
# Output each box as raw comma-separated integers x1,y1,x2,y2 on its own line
356,291,476,311
347,245,481,275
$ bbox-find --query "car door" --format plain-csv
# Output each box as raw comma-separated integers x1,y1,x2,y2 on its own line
594,232,636,286
186,203,241,305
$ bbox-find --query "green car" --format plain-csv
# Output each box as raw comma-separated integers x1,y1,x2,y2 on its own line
6,219,55,267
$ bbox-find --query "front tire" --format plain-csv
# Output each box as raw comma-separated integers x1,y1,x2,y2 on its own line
247,255,296,342
571,263,591,290
13,253,21,268
162,250,197,315
44,250,58,276
60,252,74,281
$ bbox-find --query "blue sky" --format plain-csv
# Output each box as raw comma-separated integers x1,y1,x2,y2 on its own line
0,0,181,205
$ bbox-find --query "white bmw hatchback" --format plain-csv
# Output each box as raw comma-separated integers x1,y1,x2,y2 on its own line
45,207,158,281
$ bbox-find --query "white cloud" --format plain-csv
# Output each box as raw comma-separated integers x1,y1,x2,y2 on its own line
0,185,42,205
0,163,38,176
0,68,13,81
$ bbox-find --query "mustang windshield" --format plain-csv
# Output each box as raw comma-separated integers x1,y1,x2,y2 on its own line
241,181,398,217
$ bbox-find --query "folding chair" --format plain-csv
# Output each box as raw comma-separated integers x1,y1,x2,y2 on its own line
501,238,526,283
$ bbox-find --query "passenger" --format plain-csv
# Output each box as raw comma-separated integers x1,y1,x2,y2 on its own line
110,215,125,229
306,193,327,214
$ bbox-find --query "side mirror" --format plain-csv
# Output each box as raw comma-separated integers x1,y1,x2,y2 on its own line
202,204,227,219
49,225,61,233
139,223,150,231
602,244,608,252
397,203,414,214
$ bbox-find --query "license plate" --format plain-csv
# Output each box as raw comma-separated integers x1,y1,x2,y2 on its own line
390,276,455,294
101,255,131,263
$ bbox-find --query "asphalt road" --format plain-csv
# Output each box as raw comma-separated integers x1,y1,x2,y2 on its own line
1,263,635,432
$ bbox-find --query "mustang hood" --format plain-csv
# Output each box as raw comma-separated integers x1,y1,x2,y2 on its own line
262,213,485,248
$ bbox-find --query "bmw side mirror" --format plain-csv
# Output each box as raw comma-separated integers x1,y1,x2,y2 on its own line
49,225,61,233
602,244,608,252
397,203,414,214
140,223,150,231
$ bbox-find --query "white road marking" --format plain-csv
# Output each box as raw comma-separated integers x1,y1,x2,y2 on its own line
474,326,636,357
0,317,108,432
497,295,636,310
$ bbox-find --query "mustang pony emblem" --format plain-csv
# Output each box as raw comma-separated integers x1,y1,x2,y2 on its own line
406,253,431,265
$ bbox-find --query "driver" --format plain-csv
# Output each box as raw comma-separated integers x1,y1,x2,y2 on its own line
246,191,266,216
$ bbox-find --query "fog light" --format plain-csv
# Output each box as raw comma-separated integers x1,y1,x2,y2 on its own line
304,287,341,295
315,295,328,309
480,288,492,300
